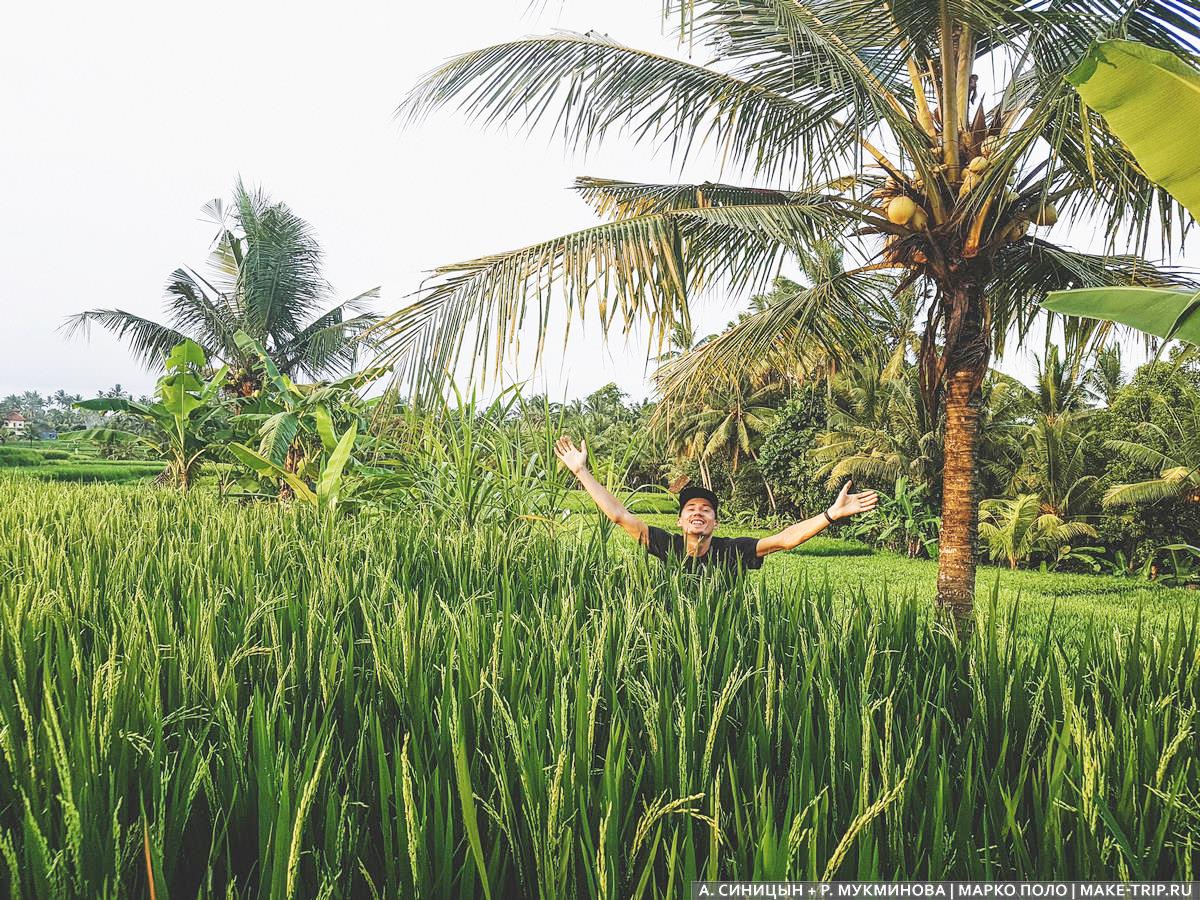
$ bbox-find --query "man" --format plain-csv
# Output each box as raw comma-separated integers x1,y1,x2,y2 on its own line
554,435,879,578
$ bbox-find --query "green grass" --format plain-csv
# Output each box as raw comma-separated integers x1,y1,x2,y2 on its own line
636,515,1199,644
1,441,165,483
1,480,1199,897
0,447,45,466
20,461,165,483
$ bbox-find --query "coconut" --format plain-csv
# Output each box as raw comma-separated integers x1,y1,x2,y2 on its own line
886,196,917,225
958,170,981,199
1006,219,1030,242
968,155,990,174
981,135,1001,157
909,207,929,231
1033,202,1058,227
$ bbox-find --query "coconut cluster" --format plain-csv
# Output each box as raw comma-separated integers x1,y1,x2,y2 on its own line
869,134,1058,268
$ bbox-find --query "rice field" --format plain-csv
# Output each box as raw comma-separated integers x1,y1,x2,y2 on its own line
2,477,1199,897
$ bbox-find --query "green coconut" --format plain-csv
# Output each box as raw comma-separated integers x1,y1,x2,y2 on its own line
1006,219,1030,242
1033,202,1058,227
886,195,918,225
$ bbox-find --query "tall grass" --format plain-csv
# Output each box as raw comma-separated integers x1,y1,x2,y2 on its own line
1,478,1198,897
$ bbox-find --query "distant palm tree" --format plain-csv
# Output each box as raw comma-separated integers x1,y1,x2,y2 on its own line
1104,387,1200,508
1016,415,1099,522
665,376,781,498
978,494,1095,570
812,360,1024,500
1022,345,1096,424
377,1,1199,622
65,181,379,393
1089,343,1126,407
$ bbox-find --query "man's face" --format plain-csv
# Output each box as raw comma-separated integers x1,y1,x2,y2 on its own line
678,497,717,537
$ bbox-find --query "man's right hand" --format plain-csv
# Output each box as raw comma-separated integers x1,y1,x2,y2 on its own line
554,435,588,475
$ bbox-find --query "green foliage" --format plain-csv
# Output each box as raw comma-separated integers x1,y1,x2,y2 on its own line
363,386,575,528
845,476,940,559
225,330,387,506
22,462,166,484
64,180,379,381
1144,543,1200,587
2,480,1199,895
71,340,231,489
979,494,1097,570
756,387,828,517
0,448,44,467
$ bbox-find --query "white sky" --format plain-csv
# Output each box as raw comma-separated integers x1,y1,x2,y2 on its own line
0,0,1193,402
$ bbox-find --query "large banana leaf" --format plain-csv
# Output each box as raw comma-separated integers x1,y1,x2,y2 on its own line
228,443,317,503
316,422,358,510
1044,286,1200,345
1044,40,1200,342
1068,39,1200,219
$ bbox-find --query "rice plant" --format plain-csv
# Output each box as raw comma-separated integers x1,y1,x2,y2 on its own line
1,477,1198,898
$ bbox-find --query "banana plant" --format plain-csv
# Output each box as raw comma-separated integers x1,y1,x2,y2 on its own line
1044,40,1200,344
227,330,387,507
71,340,230,489
229,420,358,512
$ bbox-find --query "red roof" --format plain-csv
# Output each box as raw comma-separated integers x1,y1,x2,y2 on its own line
4,411,25,422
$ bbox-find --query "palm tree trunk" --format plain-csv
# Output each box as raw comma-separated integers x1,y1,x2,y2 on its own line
935,281,988,630
937,363,981,625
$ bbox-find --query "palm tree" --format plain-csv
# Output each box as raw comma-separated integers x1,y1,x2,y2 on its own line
664,376,781,497
377,1,1199,623
812,359,940,490
1022,345,1097,424
812,359,1025,501
1015,415,1099,520
1104,386,1200,508
1089,343,1126,407
978,494,1095,569
65,181,380,393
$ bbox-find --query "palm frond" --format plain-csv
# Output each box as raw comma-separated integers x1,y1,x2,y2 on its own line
986,238,1194,356
59,310,192,371
1104,435,1177,472
233,180,329,338
1103,476,1190,508
573,177,834,220
663,0,938,173
162,267,241,359
282,289,382,379
399,31,867,184
653,264,895,409
371,202,847,393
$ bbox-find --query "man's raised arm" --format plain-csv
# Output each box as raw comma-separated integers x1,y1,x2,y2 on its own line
755,480,879,557
554,436,649,545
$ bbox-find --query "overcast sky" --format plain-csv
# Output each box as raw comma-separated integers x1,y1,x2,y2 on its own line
1,0,1193,402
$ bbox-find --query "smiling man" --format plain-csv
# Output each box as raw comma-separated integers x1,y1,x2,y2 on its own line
554,435,879,578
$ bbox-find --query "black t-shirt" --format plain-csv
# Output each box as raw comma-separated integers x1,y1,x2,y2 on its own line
645,526,763,577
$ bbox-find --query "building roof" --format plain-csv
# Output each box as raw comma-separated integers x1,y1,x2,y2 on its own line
4,411,26,422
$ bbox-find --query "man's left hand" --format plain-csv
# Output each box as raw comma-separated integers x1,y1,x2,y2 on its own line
828,480,879,520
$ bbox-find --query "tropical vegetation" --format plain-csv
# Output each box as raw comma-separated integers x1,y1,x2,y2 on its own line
64,180,380,391
2,468,1199,895
373,0,1200,625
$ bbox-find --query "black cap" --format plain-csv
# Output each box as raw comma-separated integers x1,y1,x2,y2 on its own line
678,485,719,515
